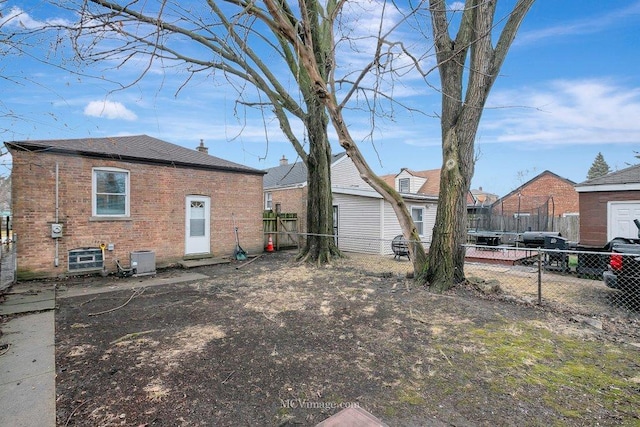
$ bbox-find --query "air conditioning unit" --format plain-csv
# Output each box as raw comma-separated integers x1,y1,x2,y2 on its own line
130,250,156,276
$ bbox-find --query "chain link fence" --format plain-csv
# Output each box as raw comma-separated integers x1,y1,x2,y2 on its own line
269,232,639,317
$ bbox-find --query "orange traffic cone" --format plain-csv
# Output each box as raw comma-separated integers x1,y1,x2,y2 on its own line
266,235,274,252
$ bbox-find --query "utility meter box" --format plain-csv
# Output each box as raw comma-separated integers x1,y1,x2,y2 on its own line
51,223,63,238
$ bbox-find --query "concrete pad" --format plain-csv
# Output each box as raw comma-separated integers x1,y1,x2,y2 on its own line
58,272,209,299
0,288,55,315
0,311,55,427
316,407,389,427
179,258,231,268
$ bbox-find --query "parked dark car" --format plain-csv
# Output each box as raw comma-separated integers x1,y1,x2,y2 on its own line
603,243,640,294
602,218,640,294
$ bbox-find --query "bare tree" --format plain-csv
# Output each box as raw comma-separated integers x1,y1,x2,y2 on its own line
420,0,534,291
255,0,534,286
56,0,532,282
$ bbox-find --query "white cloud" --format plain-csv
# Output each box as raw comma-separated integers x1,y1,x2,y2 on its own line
0,6,71,29
448,2,466,12
481,79,640,145
84,100,138,121
517,1,640,46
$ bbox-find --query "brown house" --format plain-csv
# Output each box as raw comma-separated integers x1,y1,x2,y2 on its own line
6,135,265,279
491,170,579,233
575,164,640,247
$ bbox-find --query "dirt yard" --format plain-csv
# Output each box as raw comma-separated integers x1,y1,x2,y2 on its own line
54,251,640,426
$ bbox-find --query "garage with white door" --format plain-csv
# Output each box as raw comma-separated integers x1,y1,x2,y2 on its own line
575,164,640,247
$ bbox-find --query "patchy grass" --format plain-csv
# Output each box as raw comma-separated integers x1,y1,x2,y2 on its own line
54,251,640,426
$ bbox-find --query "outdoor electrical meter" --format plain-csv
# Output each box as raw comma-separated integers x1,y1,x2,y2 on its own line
51,223,63,238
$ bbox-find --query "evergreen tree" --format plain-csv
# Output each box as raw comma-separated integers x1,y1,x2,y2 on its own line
587,152,611,180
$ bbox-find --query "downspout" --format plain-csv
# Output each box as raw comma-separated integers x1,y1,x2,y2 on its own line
54,163,59,267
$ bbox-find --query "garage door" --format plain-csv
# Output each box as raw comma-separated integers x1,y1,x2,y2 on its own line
608,201,640,241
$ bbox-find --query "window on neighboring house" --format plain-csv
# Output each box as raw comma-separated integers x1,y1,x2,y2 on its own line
265,192,273,210
93,168,129,217
399,178,410,193
411,207,424,236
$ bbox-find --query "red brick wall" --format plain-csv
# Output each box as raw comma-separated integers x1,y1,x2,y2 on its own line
494,173,579,216
578,190,640,247
10,150,263,278
268,187,308,233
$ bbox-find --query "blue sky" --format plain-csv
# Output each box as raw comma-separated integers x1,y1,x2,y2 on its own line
1,1,639,197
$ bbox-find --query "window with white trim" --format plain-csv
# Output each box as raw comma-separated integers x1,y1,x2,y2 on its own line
93,168,130,217
399,178,410,193
411,207,424,236
265,192,273,210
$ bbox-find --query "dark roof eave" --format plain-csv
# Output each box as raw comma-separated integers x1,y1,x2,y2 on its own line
6,143,266,175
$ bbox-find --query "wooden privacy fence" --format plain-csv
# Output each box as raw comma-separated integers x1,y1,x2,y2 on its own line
263,212,299,250
470,214,580,242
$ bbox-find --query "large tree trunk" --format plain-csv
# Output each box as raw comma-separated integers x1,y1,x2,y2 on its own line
423,0,534,292
298,97,341,264
295,0,341,264
426,126,474,291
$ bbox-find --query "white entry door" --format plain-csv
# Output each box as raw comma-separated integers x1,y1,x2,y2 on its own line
608,201,640,241
185,195,211,255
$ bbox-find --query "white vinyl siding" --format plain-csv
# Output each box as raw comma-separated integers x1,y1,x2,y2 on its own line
382,202,403,255
332,193,381,254
381,201,437,254
394,170,426,194
331,157,372,189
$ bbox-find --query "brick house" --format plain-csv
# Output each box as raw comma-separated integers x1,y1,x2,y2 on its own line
575,164,640,247
5,135,265,279
490,170,579,232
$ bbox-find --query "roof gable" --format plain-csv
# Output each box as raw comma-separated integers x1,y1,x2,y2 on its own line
4,135,264,175
494,170,576,203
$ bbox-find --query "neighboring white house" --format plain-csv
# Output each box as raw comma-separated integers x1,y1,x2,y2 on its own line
263,154,439,255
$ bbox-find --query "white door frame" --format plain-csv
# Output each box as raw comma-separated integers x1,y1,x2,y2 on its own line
185,195,211,255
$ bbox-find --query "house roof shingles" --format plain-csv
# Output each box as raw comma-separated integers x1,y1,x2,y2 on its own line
4,134,264,175
263,152,347,188
410,169,441,196
575,163,640,187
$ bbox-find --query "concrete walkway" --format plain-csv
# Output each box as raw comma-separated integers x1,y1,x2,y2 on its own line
0,311,55,427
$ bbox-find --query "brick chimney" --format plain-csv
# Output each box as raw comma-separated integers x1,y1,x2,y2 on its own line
279,155,288,166
196,139,208,154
